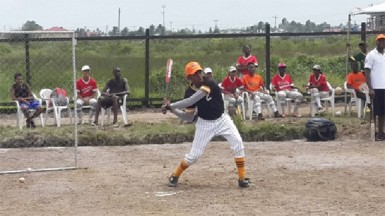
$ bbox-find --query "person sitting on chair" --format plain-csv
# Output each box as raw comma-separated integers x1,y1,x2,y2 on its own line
92,67,130,127
221,66,244,117
346,61,369,105
75,65,98,123
242,62,283,119
304,65,330,114
11,73,44,128
271,62,303,117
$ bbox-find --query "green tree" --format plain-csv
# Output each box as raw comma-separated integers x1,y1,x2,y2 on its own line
120,27,129,36
22,21,43,31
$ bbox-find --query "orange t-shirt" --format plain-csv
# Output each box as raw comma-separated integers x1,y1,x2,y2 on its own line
242,74,264,92
347,72,366,91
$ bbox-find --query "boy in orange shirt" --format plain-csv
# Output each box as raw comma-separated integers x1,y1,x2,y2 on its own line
347,61,368,104
242,62,282,119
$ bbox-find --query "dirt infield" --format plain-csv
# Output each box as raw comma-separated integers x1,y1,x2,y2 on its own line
1,140,384,215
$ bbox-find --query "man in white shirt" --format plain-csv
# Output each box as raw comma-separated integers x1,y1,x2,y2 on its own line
365,34,385,141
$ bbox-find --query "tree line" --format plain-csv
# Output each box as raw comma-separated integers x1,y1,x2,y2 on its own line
21,18,358,37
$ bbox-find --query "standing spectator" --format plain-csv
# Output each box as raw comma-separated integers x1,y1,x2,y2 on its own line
365,34,385,141
242,62,282,119
236,45,258,77
75,65,98,123
346,61,368,104
11,73,44,128
221,66,244,117
92,67,130,127
271,63,303,117
305,65,329,114
350,41,368,72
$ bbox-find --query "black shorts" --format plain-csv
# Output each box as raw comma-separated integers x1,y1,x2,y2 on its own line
99,96,123,109
373,89,385,116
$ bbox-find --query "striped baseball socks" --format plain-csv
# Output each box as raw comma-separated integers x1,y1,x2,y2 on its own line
173,160,189,177
235,157,246,180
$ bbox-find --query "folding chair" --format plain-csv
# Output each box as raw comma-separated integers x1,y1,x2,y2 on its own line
344,81,366,118
310,82,335,117
75,89,101,124
14,93,44,129
39,89,73,127
100,94,128,126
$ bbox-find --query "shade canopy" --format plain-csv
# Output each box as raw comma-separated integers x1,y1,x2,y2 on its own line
352,3,385,15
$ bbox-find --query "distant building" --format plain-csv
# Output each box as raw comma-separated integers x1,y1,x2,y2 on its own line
352,3,385,31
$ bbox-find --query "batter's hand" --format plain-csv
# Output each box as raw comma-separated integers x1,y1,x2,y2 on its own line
161,98,170,114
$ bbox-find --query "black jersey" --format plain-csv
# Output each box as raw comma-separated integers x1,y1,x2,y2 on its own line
12,83,31,99
185,79,224,120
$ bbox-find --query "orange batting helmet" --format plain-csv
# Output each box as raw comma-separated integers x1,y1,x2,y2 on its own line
185,61,203,78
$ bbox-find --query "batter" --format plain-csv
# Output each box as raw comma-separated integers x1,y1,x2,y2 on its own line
162,61,250,188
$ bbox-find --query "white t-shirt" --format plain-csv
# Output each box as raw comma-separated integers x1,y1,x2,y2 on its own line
365,48,385,89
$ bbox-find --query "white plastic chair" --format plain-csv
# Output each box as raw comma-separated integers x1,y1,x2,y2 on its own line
100,94,128,125
75,89,101,124
270,83,293,115
344,81,366,118
242,91,271,120
14,93,44,129
310,82,335,117
222,92,245,120
39,89,73,127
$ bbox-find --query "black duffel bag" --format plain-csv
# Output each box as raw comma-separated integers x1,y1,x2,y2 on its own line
305,118,337,141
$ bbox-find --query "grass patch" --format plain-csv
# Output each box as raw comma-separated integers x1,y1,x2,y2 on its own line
0,114,369,148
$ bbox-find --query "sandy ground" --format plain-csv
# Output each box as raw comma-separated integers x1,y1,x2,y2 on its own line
1,104,383,215
1,140,385,216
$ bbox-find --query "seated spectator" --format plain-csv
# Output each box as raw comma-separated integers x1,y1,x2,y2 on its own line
221,66,244,117
346,61,369,104
75,65,98,123
92,67,130,127
203,67,213,80
242,62,283,119
271,63,303,117
11,73,43,128
305,65,329,114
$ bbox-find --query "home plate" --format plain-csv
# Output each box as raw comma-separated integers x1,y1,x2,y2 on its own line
155,191,182,197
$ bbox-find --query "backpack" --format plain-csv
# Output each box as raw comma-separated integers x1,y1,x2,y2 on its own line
51,87,68,106
304,118,337,141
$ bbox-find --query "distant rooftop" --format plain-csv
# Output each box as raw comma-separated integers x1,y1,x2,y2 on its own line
46,26,68,31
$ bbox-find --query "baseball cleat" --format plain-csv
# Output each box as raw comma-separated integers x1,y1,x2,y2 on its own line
238,178,251,188
168,175,179,187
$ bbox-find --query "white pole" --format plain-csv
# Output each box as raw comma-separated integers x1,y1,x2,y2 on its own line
72,32,79,167
345,14,352,115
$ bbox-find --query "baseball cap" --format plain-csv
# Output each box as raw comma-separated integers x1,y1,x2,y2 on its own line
81,65,90,71
228,66,237,72
278,63,287,68
203,67,213,74
113,67,121,72
376,34,385,41
312,65,321,71
185,62,203,77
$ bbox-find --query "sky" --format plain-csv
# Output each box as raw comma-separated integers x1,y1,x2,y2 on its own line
0,0,383,32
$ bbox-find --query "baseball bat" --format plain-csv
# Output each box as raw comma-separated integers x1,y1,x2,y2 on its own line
165,58,173,99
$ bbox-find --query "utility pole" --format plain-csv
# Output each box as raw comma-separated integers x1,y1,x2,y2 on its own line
161,5,166,29
118,8,121,36
214,19,218,28
273,16,278,29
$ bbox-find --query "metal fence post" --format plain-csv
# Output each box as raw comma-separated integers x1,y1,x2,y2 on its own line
361,22,366,42
144,29,150,107
265,24,271,88
24,34,31,86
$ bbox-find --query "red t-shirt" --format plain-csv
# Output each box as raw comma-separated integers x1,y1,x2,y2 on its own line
236,55,258,75
221,76,243,93
271,74,293,91
309,74,329,92
76,77,98,98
